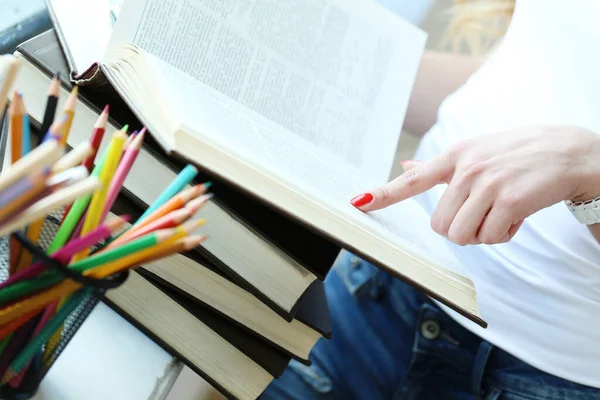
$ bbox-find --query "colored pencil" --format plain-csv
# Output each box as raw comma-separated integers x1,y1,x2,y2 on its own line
71,128,126,261
184,193,213,215
0,309,40,343
0,279,80,326
39,73,60,136
18,95,30,156
6,304,55,387
49,150,109,253
0,167,49,208
122,129,138,150
52,142,93,174
135,235,208,266
81,105,109,173
0,216,128,291
101,129,145,222
0,319,37,377
0,226,191,306
0,168,51,222
85,223,206,279
0,140,62,193
2,289,90,384
0,57,20,116
115,208,192,245
0,337,10,359
134,164,198,225
60,86,78,146
0,177,100,236
110,184,208,248
43,115,68,143
9,92,23,164
47,166,89,190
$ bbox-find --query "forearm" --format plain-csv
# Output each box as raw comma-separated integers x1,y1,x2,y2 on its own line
403,50,484,137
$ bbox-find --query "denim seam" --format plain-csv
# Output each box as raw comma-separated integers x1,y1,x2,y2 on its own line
391,305,433,400
488,385,558,400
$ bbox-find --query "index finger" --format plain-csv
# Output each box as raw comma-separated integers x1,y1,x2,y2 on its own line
351,153,455,212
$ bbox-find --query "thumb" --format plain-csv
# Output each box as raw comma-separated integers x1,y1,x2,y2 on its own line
351,155,454,212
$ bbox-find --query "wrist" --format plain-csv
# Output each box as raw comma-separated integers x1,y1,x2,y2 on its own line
569,129,600,202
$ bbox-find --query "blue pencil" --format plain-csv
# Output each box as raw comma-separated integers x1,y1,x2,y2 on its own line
21,114,30,156
134,164,198,225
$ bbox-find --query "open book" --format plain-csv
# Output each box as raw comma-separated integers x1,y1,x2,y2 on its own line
50,0,485,326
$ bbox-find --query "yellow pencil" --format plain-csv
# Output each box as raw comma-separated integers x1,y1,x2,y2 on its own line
71,128,126,261
0,280,80,326
61,86,78,146
0,226,207,326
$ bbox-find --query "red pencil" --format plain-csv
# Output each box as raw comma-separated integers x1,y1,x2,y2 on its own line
114,208,192,245
82,105,109,173
60,105,109,224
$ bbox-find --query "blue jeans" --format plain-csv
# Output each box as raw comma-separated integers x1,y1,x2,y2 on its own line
261,251,600,400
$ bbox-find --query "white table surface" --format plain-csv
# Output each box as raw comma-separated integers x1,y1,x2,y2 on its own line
31,303,173,400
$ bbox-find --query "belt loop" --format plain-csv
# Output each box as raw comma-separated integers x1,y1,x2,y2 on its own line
471,341,494,400
369,269,389,299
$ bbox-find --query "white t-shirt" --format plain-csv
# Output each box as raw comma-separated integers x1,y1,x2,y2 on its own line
414,0,600,388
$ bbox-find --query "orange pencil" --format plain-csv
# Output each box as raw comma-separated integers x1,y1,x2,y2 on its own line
9,92,23,164
108,184,208,248
60,86,78,146
0,308,42,342
112,208,192,245
0,280,80,326
135,235,208,266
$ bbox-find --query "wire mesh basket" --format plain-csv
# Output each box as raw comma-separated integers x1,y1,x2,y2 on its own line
0,210,128,400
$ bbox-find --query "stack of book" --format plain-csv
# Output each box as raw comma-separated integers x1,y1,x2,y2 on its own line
6,0,486,398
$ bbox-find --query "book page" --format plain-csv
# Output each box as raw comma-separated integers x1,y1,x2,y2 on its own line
141,53,470,281
47,0,116,74
108,0,426,184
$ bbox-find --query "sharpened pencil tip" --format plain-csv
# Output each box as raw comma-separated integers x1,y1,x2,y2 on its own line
102,104,109,114
121,124,129,132
203,181,212,189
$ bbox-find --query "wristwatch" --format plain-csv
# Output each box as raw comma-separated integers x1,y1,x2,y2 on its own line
566,196,600,224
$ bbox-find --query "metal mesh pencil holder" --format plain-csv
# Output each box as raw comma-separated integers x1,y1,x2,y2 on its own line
0,212,129,400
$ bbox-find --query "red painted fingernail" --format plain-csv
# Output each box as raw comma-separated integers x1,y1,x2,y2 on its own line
350,193,374,207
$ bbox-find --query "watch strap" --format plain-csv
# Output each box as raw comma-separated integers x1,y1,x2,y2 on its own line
565,196,600,225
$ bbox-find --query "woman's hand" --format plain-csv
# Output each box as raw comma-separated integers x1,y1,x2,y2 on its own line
351,125,600,245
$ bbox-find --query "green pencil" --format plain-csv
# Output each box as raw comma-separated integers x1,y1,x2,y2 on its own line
46,149,110,254
2,288,89,381
0,229,174,304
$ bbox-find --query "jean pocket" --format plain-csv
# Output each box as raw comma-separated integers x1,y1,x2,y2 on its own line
483,388,503,400
288,359,333,394
333,251,379,298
